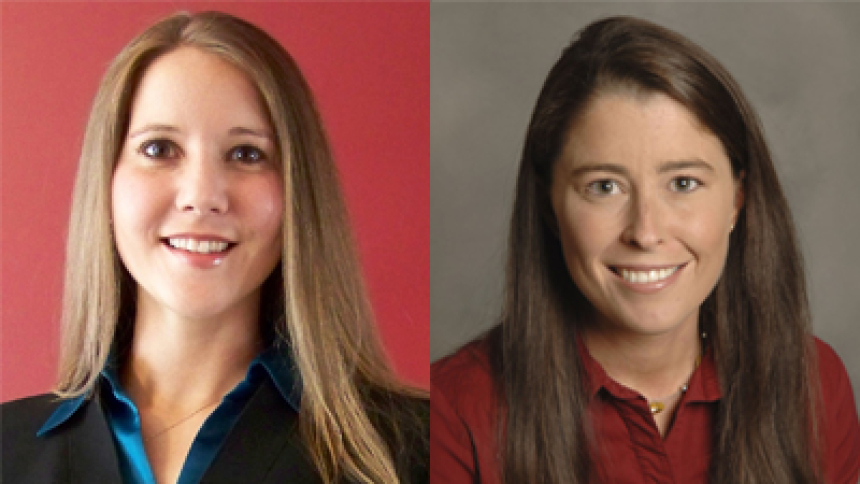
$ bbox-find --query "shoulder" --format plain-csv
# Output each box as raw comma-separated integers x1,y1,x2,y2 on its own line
1,393,64,438
813,338,857,408
813,337,849,372
432,338,496,412
812,338,860,483
430,339,502,483
365,389,429,484
1,394,71,482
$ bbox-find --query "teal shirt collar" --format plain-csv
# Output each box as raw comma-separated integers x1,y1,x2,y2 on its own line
37,346,301,437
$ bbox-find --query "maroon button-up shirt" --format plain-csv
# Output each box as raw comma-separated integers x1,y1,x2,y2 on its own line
430,337,860,483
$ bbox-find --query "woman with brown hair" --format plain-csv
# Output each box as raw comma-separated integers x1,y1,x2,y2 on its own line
2,11,427,484
431,16,859,483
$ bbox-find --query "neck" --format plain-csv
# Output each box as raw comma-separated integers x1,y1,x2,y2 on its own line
582,315,701,400
121,294,263,412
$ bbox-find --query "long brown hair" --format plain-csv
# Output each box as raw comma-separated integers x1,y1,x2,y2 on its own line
56,11,425,483
489,16,822,483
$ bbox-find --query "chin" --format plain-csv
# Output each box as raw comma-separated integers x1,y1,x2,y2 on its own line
608,307,690,336
642,317,698,337
159,295,242,322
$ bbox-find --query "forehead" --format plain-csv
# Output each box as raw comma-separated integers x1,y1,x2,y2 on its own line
128,46,272,133
557,92,731,175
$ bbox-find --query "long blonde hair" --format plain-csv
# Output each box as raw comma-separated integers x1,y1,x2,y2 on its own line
57,11,425,483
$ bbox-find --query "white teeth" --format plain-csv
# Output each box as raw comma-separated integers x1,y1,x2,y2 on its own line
167,238,229,254
620,266,679,284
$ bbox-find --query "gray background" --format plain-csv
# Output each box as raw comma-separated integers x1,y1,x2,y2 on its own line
431,3,860,409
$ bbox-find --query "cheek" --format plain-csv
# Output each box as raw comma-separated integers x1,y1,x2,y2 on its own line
241,175,285,243
683,206,732,264
556,202,615,270
111,167,160,243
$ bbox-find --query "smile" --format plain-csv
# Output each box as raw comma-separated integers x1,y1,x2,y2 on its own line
608,263,688,293
167,238,231,254
619,266,679,284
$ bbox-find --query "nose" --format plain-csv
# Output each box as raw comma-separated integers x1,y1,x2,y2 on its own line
621,190,663,250
175,151,228,215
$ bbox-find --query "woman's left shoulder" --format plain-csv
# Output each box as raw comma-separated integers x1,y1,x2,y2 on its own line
812,337,860,483
366,389,428,433
366,389,429,484
812,338,856,398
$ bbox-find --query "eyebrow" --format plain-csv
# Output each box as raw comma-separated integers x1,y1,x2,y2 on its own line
127,124,274,141
570,159,715,177
656,159,715,174
228,127,275,141
127,124,178,139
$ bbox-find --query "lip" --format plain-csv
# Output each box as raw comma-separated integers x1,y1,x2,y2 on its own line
161,233,236,269
608,262,688,294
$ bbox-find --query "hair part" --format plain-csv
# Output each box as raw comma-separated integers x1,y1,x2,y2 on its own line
57,11,426,483
490,15,822,483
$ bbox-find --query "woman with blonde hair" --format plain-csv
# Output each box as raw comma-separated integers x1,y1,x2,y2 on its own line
2,11,427,484
431,16,859,483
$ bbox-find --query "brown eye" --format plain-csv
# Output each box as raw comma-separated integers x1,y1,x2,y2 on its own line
586,179,621,196
228,145,266,164
139,140,178,159
670,176,701,192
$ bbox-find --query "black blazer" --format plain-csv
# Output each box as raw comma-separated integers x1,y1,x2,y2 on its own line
1,377,429,483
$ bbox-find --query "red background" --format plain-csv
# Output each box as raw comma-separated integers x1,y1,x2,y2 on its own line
0,2,430,401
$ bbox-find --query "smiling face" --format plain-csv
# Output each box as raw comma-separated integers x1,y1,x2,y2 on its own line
550,91,743,338
111,47,284,322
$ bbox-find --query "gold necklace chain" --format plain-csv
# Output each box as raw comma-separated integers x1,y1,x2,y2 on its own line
647,331,707,415
647,354,700,414
143,399,221,442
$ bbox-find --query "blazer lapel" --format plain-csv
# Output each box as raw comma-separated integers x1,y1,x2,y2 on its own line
67,397,124,483
201,377,321,483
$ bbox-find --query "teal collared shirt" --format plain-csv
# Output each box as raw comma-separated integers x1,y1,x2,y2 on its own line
37,347,301,484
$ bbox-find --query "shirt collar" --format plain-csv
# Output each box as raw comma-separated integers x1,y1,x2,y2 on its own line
578,337,722,403
37,345,301,437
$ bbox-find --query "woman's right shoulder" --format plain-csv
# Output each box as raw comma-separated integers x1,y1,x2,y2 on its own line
430,338,503,483
432,338,496,408
1,394,71,482
1,393,64,437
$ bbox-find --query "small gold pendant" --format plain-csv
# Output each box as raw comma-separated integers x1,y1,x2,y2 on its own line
649,402,665,414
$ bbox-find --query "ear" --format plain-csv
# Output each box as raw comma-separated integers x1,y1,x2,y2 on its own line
731,170,746,229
